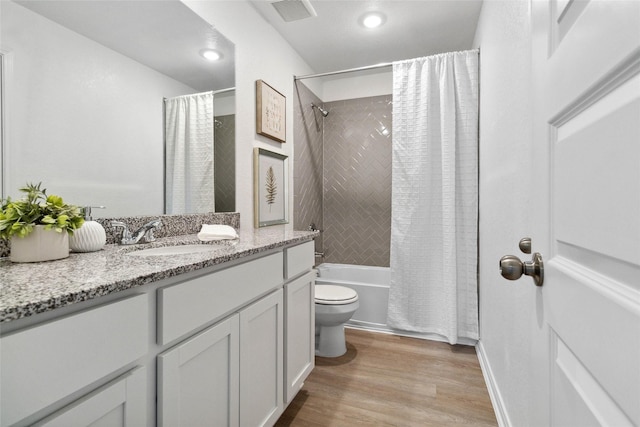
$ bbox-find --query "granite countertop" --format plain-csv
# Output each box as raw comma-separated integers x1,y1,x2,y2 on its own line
0,228,318,323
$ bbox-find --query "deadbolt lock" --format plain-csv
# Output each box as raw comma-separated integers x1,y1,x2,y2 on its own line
519,237,531,254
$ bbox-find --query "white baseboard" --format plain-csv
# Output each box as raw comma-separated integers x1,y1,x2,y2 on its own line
476,340,510,427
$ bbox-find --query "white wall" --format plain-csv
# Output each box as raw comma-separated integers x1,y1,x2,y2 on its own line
214,91,236,116
321,69,392,102
1,2,195,216
184,0,317,230
473,1,535,425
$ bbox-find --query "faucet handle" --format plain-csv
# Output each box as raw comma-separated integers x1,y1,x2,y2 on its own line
141,228,157,243
140,219,162,243
111,221,132,242
111,221,128,233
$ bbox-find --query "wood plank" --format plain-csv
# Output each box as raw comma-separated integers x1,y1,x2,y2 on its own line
276,328,497,426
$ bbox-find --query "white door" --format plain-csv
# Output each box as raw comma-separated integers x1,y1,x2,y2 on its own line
529,1,640,425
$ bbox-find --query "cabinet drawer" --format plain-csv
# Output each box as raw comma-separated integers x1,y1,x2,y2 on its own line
33,366,146,427
0,294,148,427
158,252,283,345
285,241,314,280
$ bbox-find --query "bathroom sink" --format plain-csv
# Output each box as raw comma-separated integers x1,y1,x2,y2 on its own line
126,244,215,257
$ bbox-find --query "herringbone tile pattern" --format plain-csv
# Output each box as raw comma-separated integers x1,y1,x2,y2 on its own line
323,96,392,267
214,114,235,212
293,89,393,267
293,82,324,254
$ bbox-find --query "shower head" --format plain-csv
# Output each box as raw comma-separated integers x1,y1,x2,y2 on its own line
311,103,329,117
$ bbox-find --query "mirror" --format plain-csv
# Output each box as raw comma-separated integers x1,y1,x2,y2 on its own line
1,0,235,216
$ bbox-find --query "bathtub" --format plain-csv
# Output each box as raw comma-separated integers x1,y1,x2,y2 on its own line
315,263,390,332
315,263,478,345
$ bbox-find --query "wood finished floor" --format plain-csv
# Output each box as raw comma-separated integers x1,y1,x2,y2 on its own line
275,328,497,427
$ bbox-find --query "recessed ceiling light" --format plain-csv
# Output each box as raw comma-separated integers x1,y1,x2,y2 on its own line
360,12,386,29
200,49,222,61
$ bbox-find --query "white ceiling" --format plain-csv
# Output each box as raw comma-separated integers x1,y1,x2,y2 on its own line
250,0,484,75
15,0,235,91
15,0,482,88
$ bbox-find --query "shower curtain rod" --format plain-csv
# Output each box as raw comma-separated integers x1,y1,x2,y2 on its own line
212,86,235,95
294,62,393,80
295,49,481,81
163,87,235,101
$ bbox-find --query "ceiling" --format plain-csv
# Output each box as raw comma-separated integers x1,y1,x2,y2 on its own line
15,0,235,91
15,0,482,87
249,0,484,75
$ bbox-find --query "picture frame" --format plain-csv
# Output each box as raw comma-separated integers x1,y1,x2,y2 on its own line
256,79,286,143
254,148,289,227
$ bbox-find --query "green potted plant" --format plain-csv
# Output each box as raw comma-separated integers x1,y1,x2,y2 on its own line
0,182,84,262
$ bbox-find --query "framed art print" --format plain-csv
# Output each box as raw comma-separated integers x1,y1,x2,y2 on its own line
256,80,286,143
254,148,289,227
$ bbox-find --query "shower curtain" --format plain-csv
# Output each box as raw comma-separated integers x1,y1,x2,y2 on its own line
387,50,479,345
164,91,214,214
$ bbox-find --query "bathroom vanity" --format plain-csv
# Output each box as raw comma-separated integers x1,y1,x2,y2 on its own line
0,227,316,427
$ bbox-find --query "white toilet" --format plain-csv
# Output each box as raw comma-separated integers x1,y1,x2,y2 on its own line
314,284,359,357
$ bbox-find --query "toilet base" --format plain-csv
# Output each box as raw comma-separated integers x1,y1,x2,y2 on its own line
316,324,347,357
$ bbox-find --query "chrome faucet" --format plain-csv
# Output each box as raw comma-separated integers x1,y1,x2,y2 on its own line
111,219,162,245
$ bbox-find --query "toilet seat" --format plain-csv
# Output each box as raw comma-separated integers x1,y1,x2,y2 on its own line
315,285,358,305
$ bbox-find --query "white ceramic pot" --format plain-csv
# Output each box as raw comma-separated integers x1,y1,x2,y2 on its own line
69,220,106,252
10,225,70,263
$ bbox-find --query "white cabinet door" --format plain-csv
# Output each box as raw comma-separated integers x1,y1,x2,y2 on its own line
1,294,148,427
33,367,146,427
284,271,315,404
239,289,283,427
530,1,640,425
158,315,240,427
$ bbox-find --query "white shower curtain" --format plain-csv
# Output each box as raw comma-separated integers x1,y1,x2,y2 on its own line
387,50,479,345
164,91,214,214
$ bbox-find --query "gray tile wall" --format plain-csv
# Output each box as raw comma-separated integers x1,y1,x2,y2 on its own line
293,86,392,267
293,82,324,257
322,95,392,267
214,114,235,212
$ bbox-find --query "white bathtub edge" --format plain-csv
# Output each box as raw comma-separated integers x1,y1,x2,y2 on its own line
345,323,478,347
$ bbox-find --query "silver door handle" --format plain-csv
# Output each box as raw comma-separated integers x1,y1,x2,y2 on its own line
499,250,544,287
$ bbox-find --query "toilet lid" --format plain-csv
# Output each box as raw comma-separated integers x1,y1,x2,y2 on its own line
315,285,358,305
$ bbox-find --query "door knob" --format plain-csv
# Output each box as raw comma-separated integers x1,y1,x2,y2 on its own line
499,252,544,287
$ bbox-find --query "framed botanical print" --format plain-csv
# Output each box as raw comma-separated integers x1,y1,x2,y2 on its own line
253,148,289,227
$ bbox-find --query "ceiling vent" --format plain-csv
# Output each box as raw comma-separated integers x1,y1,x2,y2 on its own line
271,0,317,22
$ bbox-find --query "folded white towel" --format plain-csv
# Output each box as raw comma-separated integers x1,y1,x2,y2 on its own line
197,224,239,241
